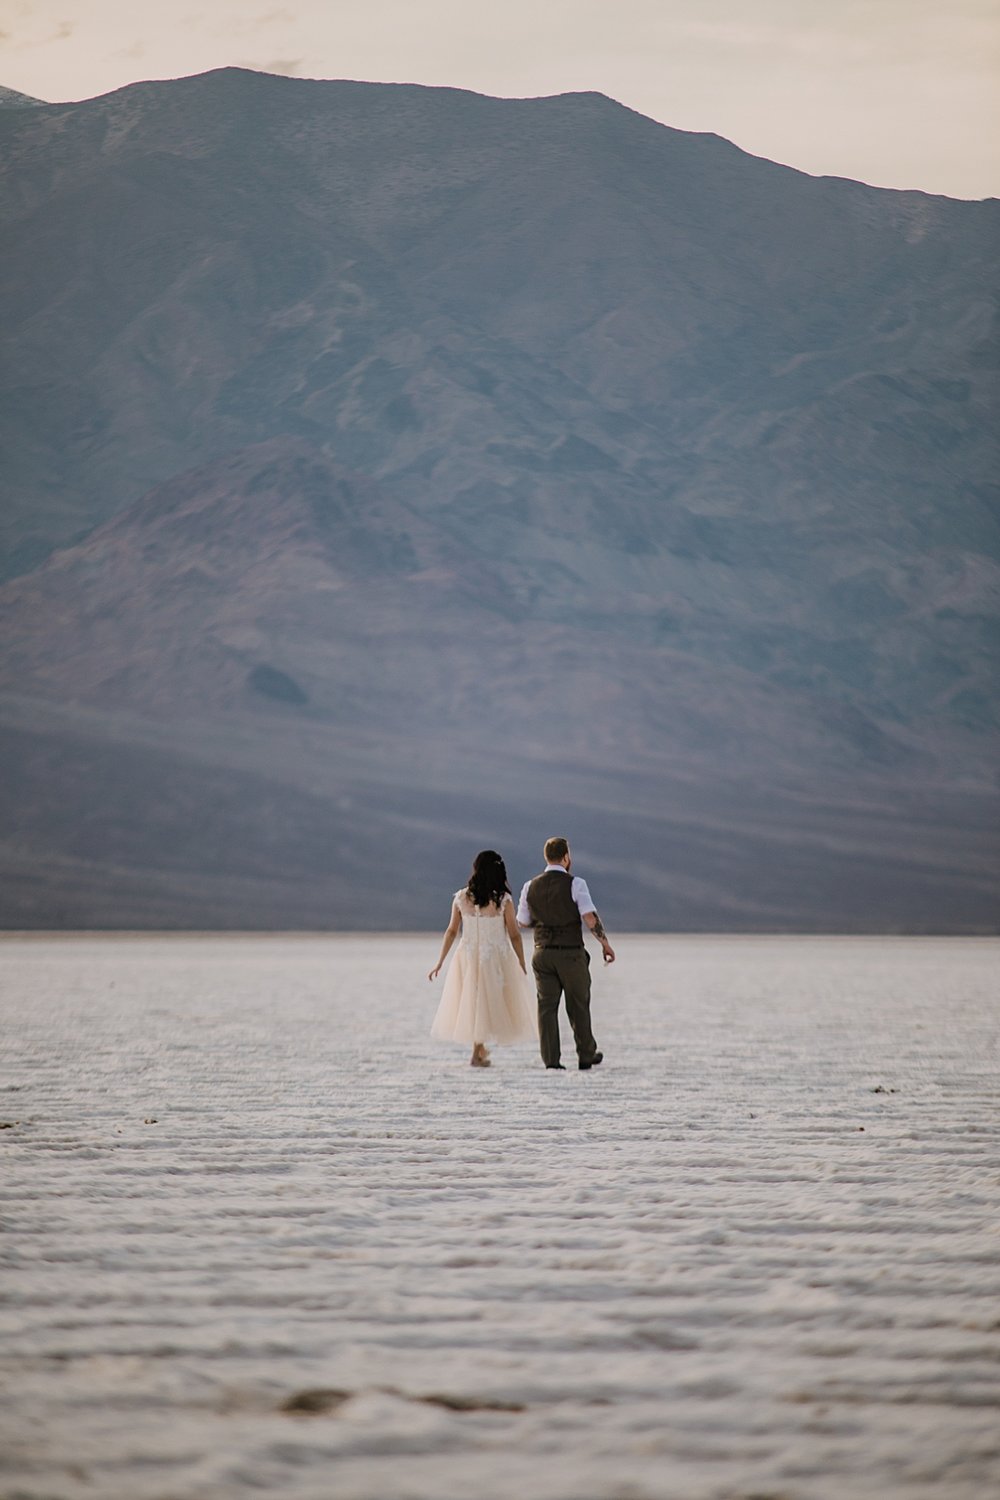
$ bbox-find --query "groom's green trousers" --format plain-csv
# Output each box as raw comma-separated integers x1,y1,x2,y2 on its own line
532,946,598,1068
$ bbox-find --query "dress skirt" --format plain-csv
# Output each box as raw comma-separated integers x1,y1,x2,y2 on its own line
431,897,536,1045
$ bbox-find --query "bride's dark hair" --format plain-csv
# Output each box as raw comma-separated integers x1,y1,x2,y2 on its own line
466,849,511,910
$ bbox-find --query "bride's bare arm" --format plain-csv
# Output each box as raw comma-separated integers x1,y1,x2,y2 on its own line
503,897,527,974
428,901,462,980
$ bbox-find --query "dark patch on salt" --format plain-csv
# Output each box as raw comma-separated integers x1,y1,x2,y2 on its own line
280,1387,351,1413
418,1393,525,1413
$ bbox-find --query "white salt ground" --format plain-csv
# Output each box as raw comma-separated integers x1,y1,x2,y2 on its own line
0,934,998,1500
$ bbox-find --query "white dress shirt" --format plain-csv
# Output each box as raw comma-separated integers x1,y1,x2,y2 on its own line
517,865,597,928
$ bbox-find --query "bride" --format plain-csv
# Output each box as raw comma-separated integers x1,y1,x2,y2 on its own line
428,849,536,1066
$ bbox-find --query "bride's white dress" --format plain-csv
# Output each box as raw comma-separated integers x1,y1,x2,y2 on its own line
431,891,536,1045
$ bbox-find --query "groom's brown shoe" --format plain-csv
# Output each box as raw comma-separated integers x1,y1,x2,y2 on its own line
579,1052,603,1070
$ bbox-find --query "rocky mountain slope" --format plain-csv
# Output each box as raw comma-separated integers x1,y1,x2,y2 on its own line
0,70,996,929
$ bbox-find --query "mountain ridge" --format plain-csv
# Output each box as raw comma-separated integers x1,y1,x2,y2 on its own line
0,84,45,109
0,69,996,929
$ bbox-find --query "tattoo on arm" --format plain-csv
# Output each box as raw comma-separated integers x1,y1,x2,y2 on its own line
590,913,608,943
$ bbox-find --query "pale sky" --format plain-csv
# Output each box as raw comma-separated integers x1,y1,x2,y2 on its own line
2,0,998,199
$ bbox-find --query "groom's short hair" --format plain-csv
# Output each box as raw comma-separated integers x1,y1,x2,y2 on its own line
544,836,569,863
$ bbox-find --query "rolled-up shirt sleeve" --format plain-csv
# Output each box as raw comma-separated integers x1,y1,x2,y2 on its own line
571,876,597,917
516,880,533,927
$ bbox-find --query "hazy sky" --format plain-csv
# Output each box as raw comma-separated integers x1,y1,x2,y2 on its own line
2,0,998,198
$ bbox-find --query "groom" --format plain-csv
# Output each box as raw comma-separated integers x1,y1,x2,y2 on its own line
517,837,616,1071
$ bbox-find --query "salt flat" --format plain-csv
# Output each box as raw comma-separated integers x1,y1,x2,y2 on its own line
1,934,998,1500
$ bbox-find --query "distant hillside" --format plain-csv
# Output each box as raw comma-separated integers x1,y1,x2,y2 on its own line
0,69,996,930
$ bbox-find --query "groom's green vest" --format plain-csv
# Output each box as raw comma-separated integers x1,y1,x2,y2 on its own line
527,871,583,949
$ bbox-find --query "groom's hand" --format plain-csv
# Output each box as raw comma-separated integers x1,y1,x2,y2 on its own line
601,942,616,965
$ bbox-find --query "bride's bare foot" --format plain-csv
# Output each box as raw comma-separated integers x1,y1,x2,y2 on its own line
470,1043,491,1067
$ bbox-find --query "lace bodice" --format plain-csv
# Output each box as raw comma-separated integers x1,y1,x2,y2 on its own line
454,890,512,955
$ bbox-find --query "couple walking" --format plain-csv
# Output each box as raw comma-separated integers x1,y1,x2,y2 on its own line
428,837,615,1070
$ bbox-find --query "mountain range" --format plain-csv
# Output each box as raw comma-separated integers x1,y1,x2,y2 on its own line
0,68,997,930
